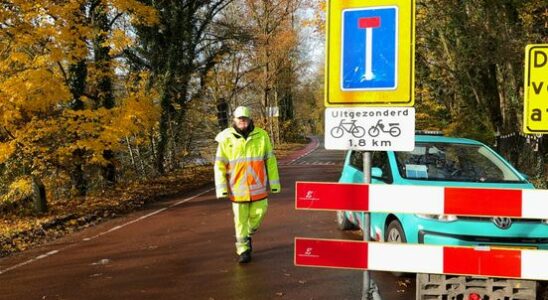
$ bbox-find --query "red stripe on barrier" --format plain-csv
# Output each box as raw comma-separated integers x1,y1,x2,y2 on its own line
296,182,369,211
295,238,368,270
443,247,521,278
444,188,522,217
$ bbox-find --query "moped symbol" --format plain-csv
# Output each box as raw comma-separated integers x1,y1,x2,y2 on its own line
368,120,401,137
331,119,366,138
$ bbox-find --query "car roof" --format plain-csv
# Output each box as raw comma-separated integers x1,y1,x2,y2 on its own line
414,135,484,145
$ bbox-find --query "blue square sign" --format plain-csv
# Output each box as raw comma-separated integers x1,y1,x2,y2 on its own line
342,7,398,91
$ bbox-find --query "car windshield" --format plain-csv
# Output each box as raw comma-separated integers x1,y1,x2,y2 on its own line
395,142,524,183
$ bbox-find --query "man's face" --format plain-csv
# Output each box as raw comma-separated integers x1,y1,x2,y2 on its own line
234,117,250,130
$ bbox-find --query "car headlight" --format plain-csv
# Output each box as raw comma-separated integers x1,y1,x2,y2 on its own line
416,214,458,222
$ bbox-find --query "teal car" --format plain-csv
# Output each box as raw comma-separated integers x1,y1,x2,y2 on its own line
337,134,548,250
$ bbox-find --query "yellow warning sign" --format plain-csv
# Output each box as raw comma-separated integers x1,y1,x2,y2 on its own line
524,44,548,134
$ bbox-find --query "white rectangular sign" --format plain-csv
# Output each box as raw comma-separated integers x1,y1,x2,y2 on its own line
267,106,279,117
325,107,415,151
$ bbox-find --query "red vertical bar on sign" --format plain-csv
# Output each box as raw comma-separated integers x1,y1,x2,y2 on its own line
443,247,521,278
295,182,369,211
444,188,522,217
294,238,368,270
358,17,381,29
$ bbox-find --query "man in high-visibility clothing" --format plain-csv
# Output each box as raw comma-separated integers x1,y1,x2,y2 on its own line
214,106,281,264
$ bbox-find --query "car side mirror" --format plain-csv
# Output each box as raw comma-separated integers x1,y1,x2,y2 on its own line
371,167,383,179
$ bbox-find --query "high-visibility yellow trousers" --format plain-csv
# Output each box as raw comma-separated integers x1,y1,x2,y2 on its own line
232,199,268,255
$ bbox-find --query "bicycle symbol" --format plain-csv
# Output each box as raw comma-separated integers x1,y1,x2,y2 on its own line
330,119,366,138
368,120,401,137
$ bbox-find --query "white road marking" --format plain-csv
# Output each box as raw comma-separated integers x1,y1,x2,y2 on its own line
0,250,60,275
0,188,214,276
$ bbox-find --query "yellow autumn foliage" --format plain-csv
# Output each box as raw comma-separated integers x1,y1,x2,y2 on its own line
0,177,33,206
0,141,16,164
0,0,160,198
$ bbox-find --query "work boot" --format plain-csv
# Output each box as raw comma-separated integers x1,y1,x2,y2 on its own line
238,250,252,264
246,237,252,252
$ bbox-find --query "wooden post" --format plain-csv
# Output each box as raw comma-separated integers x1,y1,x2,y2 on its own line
31,177,47,214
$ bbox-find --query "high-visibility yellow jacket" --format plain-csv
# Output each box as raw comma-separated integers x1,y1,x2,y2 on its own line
214,127,281,202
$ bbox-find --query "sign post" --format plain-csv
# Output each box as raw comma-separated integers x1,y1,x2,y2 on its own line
524,44,548,134
322,1,415,298
361,152,377,300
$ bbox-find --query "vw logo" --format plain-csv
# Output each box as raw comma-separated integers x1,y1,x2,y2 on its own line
492,217,512,230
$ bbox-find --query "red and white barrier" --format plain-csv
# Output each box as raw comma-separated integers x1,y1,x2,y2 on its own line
295,182,548,280
295,238,548,281
296,182,548,219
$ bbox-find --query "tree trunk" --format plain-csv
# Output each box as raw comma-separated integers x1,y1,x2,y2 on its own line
92,3,117,186
68,59,88,196
126,136,137,173
71,149,87,196
31,176,47,214
134,135,148,178
480,64,504,133
156,91,172,175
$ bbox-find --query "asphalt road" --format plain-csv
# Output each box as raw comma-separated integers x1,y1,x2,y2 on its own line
0,137,414,300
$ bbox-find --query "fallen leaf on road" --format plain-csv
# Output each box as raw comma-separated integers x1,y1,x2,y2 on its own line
91,258,111,266
397,280,408,288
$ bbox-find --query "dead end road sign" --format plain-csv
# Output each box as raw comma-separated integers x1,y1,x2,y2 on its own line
325,0,416,107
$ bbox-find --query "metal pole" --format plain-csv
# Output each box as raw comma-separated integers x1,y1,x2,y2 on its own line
361,152,381,300
362,152,372,300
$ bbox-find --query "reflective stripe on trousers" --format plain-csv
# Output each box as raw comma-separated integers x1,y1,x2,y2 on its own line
232,199,268,255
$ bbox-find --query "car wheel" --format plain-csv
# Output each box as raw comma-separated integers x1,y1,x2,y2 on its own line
385,220,410,277
337,211,357,230
386,220,407,243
